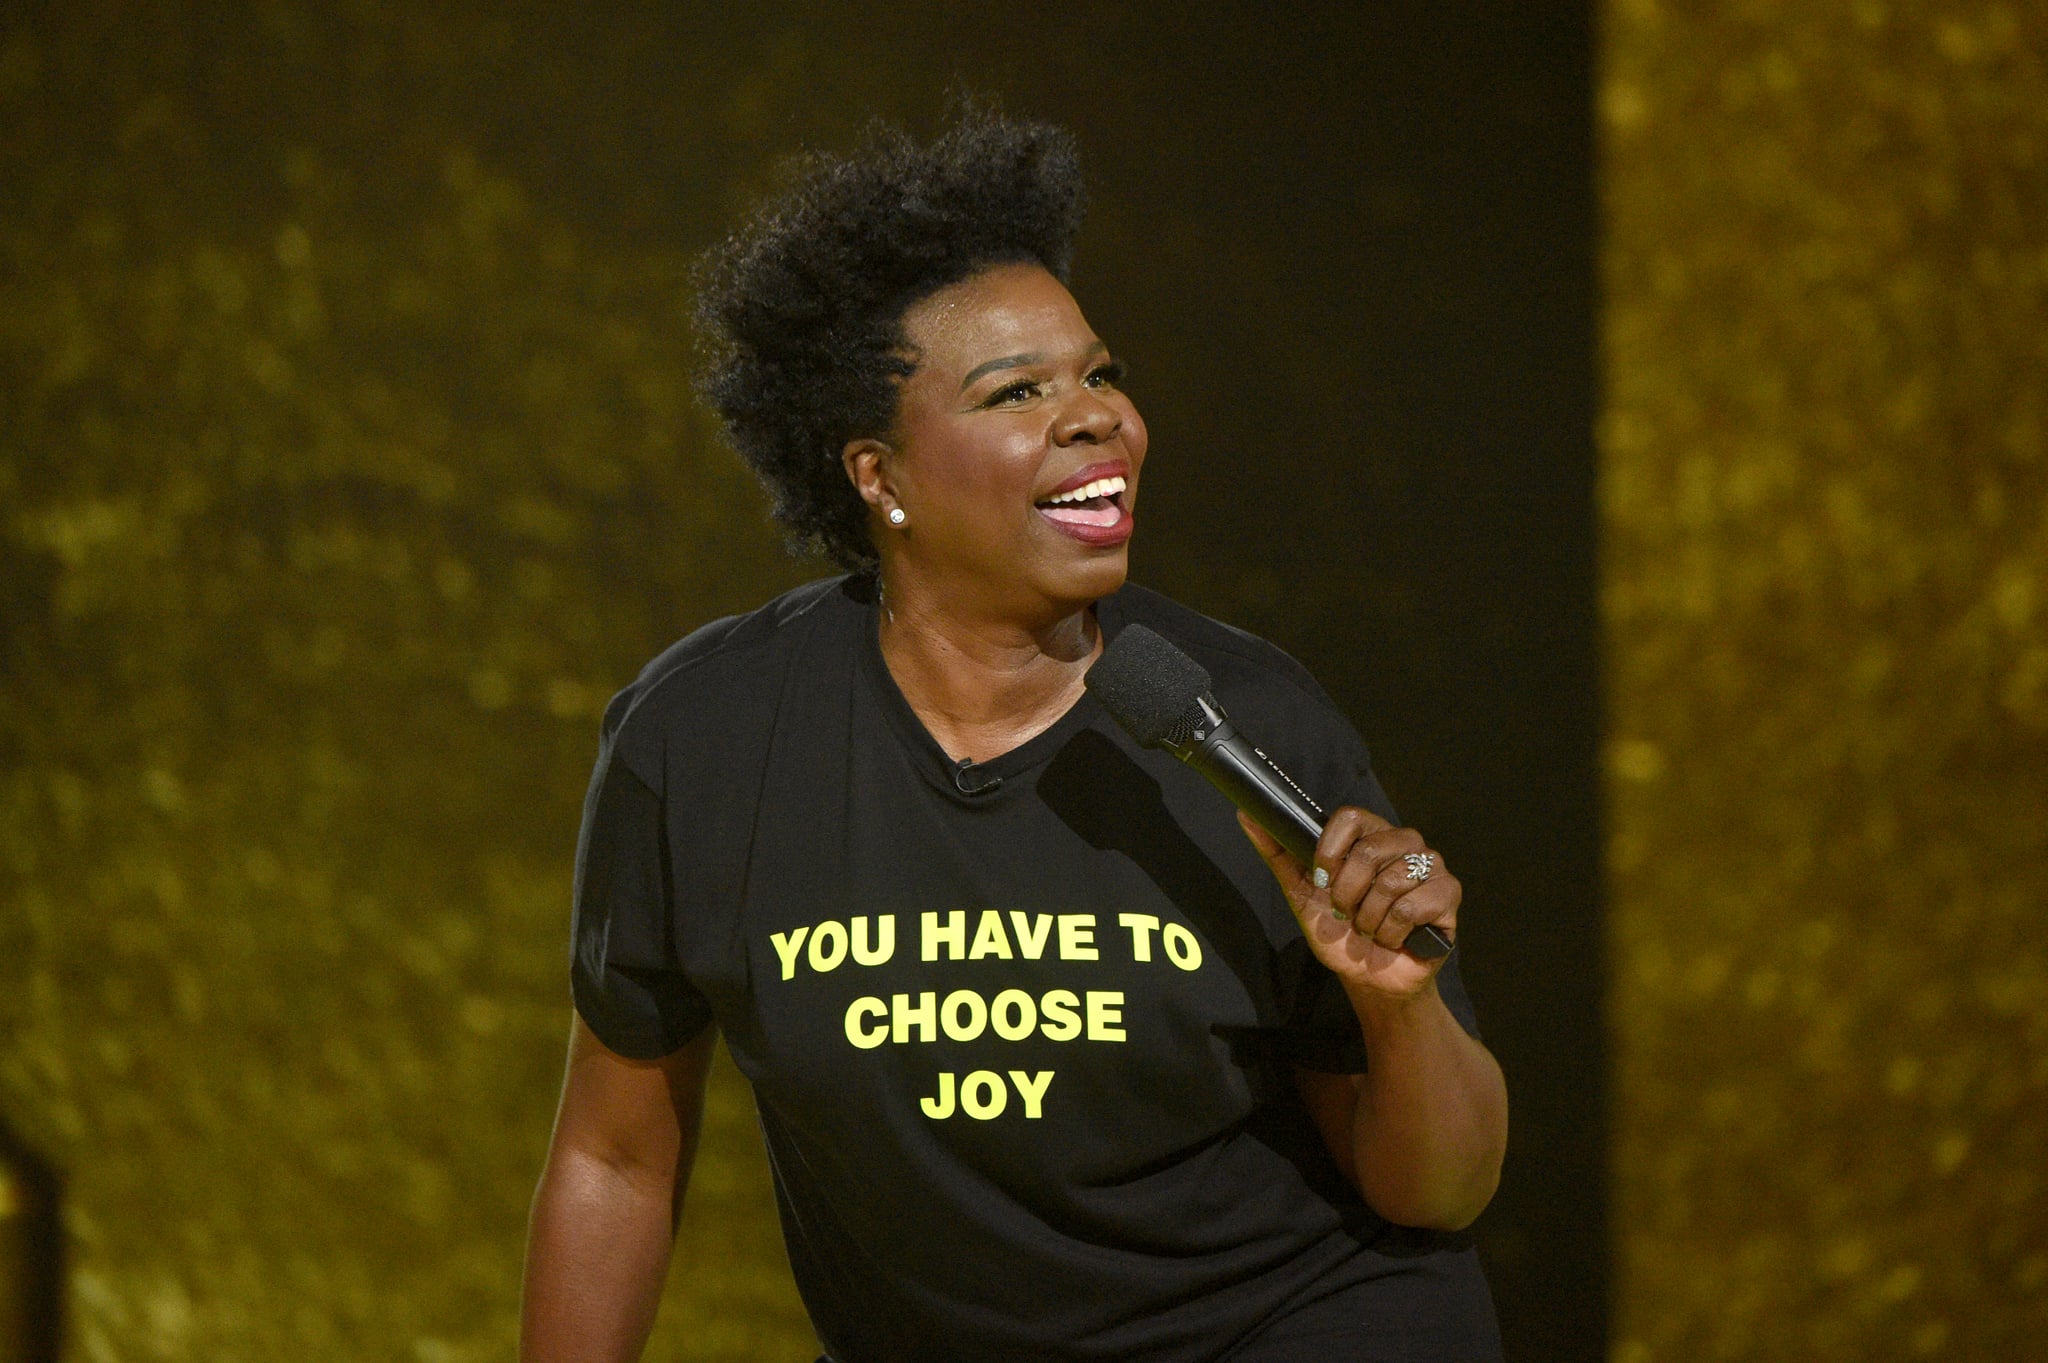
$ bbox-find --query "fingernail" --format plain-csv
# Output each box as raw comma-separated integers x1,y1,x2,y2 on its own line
1330,906,1349,921
1312,867,1330,890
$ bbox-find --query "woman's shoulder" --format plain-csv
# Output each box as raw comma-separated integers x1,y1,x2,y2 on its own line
600,574,863,744
1108,583,1383,811
1108,581,1339,713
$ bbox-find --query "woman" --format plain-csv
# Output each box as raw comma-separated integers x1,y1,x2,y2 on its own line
521,110,1507,1363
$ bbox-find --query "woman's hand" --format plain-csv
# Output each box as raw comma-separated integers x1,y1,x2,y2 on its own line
1238,806,1457,1002
1243,805,1506,1228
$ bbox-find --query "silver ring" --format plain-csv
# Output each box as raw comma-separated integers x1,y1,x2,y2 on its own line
1403,852,1434,883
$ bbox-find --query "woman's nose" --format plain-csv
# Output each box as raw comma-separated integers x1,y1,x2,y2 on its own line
1054,389,1121,445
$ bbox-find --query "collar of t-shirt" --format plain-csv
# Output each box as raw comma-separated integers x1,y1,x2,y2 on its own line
855,589,1133,806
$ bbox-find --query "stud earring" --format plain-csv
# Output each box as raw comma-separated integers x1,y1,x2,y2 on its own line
888,508,906,526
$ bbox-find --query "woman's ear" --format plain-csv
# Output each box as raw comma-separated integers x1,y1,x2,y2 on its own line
842,437,895,516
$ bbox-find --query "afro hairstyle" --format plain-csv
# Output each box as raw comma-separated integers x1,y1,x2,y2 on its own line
692,106,1087,572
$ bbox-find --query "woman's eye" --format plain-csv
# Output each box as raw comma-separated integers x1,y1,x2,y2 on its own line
1085,361,1127,389
988,380,1039,405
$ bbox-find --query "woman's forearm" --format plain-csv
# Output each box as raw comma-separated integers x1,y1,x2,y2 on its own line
1347,979,1508,1231
521,1021,712,1363
520,1148,677,1363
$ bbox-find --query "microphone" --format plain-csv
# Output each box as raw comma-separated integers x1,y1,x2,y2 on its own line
1085,624,1453,961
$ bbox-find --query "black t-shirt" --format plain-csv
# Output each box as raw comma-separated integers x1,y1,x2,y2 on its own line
570,576,1500,1363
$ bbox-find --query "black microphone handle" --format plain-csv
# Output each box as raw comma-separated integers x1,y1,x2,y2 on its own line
1180,717,1453,962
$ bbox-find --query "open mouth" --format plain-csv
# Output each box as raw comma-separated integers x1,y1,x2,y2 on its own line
1034,474,1128,530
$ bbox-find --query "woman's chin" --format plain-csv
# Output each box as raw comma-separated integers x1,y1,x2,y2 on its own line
1037,543,1130,607
909,528,1133,617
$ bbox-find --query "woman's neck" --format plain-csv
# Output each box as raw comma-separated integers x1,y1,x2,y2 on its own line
875,572,1103,766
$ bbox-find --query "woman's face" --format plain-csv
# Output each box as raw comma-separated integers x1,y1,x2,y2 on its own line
862,261,1148,620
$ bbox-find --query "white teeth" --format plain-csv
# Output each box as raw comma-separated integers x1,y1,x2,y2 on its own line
1042,475,1126,506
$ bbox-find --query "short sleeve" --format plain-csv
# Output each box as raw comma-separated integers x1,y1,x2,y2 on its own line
1273,762,1483,1074
568,733,714,1059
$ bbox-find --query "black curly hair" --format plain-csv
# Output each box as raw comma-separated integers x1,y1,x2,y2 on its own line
692,107,1087,572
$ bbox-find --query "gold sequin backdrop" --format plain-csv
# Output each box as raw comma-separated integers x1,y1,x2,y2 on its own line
3,3,2044,1362
0,5,827,1360
1603,2,2048,1360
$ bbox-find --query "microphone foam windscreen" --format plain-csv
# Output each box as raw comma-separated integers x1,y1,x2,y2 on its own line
1084,624,1213,748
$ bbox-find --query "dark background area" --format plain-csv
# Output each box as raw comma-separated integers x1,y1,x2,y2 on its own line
518,6,1607,1346
2,2,1600,1357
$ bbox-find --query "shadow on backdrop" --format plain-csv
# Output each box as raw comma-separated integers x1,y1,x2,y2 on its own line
0,1118,63,1363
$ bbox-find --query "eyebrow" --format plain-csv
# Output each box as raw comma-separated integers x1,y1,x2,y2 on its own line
957,342,1108,394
